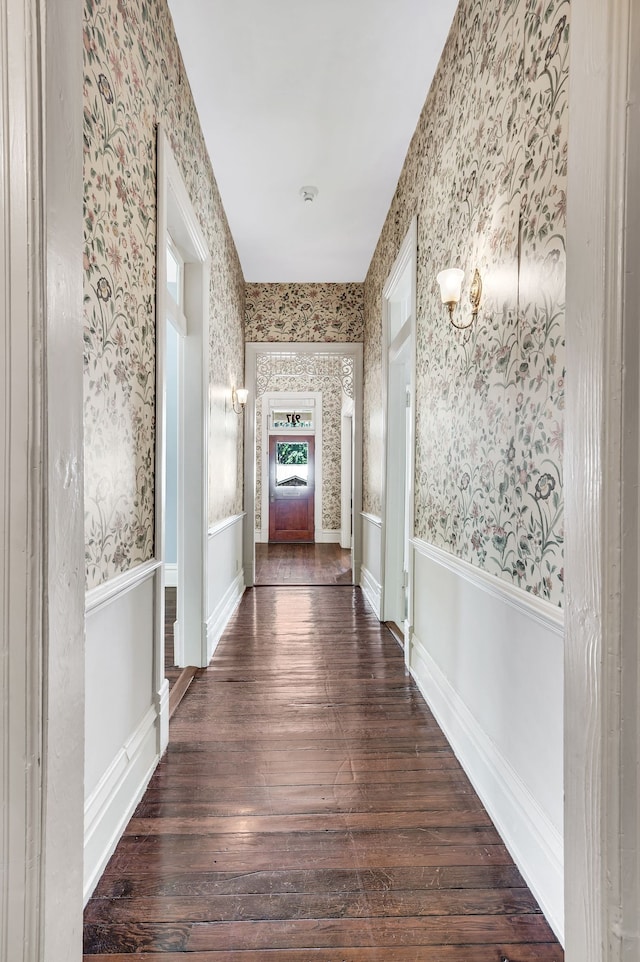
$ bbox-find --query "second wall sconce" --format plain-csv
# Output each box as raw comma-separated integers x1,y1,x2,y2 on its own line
436,267,482,330
231,386,248,414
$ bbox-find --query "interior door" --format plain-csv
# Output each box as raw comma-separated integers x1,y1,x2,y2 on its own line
269,436,315,542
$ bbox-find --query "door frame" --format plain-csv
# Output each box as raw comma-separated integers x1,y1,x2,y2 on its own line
244,342,363,587
341,397,354,550
380,218,417,653
564,0,640,957
259,391,323,543
1,0,85,955
156,125,211,692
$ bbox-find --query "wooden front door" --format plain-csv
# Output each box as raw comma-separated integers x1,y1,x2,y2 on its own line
268,436,315,542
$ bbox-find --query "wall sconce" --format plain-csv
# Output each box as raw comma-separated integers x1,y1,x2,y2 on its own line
436,267,482,330
231,386,248,414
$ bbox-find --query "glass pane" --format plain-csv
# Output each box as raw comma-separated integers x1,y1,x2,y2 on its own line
276,441,309,487
167,244,180,303
272,409,314,429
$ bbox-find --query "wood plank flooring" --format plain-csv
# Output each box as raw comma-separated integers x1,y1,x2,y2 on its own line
255,542,352,585
164,587,181,691
83,585,564,961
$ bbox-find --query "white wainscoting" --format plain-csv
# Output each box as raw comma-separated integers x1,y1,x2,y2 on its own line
84,560,163,903
360,512,383,619
206,513,245,662
409,539,564,942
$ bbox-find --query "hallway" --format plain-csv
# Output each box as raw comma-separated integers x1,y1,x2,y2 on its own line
83,586,563,960
255,543,353,585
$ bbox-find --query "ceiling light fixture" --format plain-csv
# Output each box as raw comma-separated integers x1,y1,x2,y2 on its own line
299,185,319,203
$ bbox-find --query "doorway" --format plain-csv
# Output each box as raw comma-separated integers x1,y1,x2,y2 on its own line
244,344,363,588
383,336,411,638
381,219,416,652
269,436,315,542
163,242,186,682
155,126,211,732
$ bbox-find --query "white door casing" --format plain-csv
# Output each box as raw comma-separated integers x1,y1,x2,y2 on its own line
564,0,640,958
156,126,211,685
381,218,417,650
341,397,354,550
1,0,85,958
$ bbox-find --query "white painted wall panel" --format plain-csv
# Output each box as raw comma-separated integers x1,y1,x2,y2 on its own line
410,539,564,940
83,570,160,901
206,514,245,661
85,576,155,799
360,513,383,618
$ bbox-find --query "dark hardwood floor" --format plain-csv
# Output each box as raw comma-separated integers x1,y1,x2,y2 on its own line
255,542,352,585
164,587,181,691
84,585,564,961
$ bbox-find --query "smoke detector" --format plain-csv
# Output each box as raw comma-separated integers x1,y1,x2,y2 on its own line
299,185,319,203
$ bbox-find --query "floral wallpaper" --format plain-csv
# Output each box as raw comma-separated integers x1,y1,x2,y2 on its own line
83,0,245,589
245,283,364,342
364,0,569,605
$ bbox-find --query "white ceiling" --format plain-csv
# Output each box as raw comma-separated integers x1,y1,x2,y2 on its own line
167,0,458,283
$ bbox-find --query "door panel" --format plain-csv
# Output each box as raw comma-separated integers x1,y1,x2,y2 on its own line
269,436,315,542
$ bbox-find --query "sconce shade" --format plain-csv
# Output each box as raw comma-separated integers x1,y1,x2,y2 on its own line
231,386,248,414
436,268,464,306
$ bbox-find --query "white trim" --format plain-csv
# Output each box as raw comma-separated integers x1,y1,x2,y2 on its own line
254,528,342,545
565,0,640,957
1,3,46,951
410,631,564,943
164,563,178,588
156,678,170,759
360,512,382,528
1,0,85,951
412,538,564,637
315,529,342,544
341,399,354,549
208,512,246,539
360,565,383,620
156,125,211,671
205,572,245,662
381,218,417,654
85,559,161,614
83,705,158,903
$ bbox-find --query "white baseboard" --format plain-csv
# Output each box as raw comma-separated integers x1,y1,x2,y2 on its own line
156,677,170,757
164,563,178,587
410,631,564,943
205,571,244,663
315,529,342,543
254,530,342,544
83,704,158,903
360,564,382,620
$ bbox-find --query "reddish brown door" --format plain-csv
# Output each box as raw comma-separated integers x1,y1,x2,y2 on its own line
268,436,315,542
